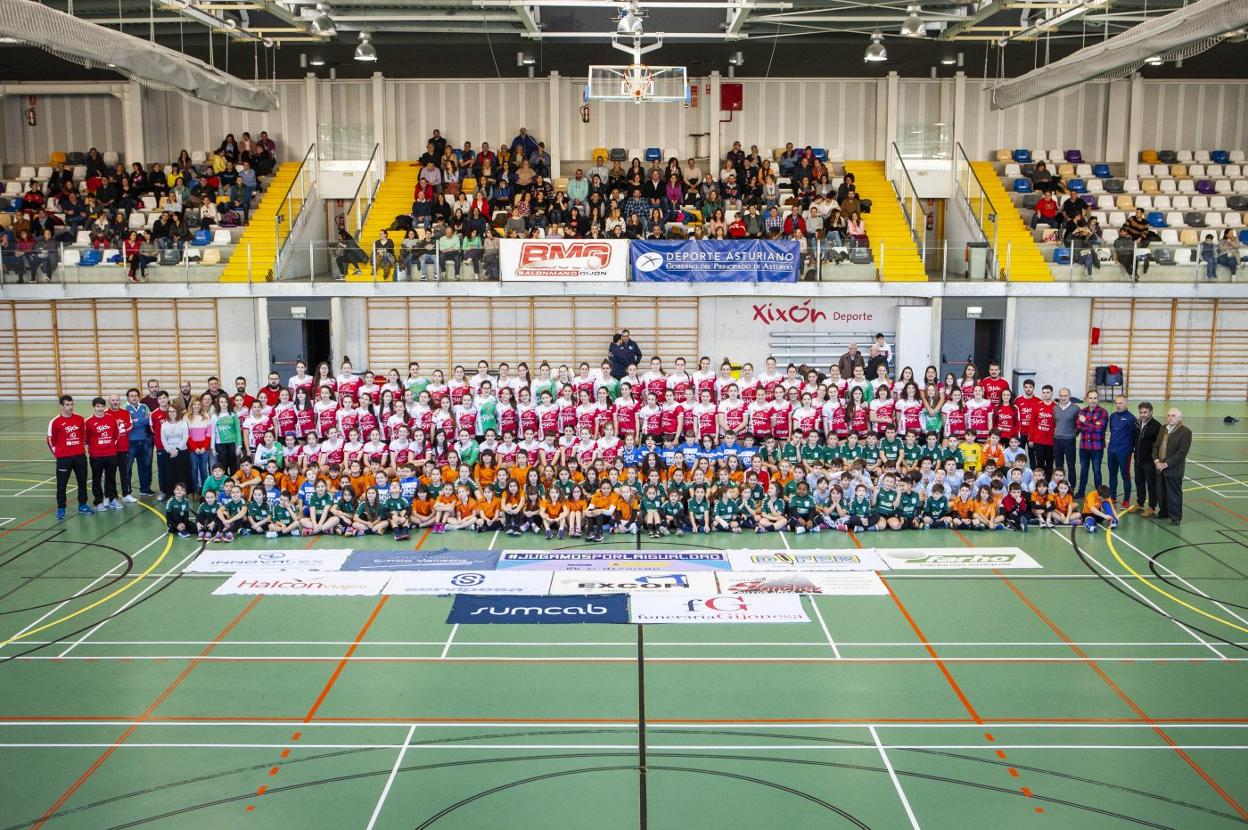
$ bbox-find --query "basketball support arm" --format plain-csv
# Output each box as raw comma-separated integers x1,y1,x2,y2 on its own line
612,32,665,61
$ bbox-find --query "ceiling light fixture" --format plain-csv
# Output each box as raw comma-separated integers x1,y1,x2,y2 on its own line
864,30,887,62
940,53,956,65
900,5,925,37
309,54,325,66
310,3,336,37
516,50,535,66
1144,54,1163,65
354,30,377,61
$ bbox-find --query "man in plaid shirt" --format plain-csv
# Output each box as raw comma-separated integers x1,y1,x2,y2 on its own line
1075,389,1108,498
764,206,784,236
624,189,650,223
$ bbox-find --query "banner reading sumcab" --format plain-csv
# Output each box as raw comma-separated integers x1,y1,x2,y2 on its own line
631,239,800,283
500,239,629,281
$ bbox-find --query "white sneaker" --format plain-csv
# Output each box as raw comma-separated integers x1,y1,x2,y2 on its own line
123,494,139,503
265,531,278,539
110,499,124,510
94,503,108,512
795,526,806,535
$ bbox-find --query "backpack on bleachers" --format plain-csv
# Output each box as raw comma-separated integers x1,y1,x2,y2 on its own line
390,214,413,232
219,211,241,228
1152,247,1175,266
66,152,84,165
159,248,182,266
849,247,873,265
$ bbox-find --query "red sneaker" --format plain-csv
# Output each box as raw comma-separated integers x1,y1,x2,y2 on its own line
1119,499,1130,510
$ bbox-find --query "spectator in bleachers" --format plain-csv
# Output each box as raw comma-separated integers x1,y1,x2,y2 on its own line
510,127,538,160
530,142,551,178
1030,160,1062,194
1031,192,1059,229
841,187,862,218
847,211,868,248
1217,229,1240,278
1113,228,1139,280
1199,233,1219,280
373,229,396,281
434,224,462,278
567,169,589,208
31,228,58,281
123,231,144,282
196,196,219,231
84,148,106,178
218,133,238,160
428,129,448,160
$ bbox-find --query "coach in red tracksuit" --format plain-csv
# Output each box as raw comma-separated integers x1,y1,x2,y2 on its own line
48,395,89,519
108,394,134,502
85,397,121,510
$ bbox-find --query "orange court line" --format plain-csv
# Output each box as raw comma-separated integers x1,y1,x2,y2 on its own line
879,575,984,724
29,596,263,829
301,596,389,724
997,570,1248,821
1200,499,1248,523
5,713,1248,724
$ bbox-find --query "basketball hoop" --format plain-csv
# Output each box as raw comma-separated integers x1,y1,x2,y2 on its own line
624,64,654,101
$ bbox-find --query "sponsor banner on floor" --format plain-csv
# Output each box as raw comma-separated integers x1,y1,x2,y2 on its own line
213,570,390,596
547,571,719,595
716,571,888,596
184,548,352,573
876,547,1042,570
630,239,800,283
496,550,731,571
724,549,889,572
447,593,630,624
629,593,810,624
342,548,500,572
500,239,629,282
383,570,553,596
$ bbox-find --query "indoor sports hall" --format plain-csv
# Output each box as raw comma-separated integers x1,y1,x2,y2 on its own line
1,0,1247,827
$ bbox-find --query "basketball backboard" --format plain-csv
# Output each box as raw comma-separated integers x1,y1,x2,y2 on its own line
585,64,690,105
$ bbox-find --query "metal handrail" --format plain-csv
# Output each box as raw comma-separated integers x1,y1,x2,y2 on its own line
347,143,383,237
890,141,932,251
953,141,1001,278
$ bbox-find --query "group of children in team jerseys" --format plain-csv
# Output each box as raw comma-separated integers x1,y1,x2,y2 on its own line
164,422,1119,543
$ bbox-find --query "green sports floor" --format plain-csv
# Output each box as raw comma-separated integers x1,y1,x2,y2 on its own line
1,400,1246,830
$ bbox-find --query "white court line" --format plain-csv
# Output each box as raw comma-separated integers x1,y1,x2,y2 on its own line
1185,476,1227,498
870,725,922,829
3,720,1246,729
56,549,200,657
1049,528,1227,660
1,530,168,645
0,518,14,527
7,655,1247,664
1110,528,1248,631
11,476,54,497
440,625,459,660
1192,460,1248,489
778,531,842,660
0,742,1245,752
364,724,417,830
5,639,1246,648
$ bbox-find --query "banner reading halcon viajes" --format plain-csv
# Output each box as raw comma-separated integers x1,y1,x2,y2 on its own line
500,239,629,281
630,239,800,282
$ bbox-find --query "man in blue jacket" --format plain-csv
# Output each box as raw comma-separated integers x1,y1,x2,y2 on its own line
124,387,154,497
1105,395,1138,509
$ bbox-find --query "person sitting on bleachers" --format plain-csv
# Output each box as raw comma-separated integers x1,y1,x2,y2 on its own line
62,192,88,233
84,148,106,178
1123,208,1158,274
510,127,539,160
32,228,59,281
530,142,551,178
1030,160,1062,194
1031,192,1058,228
1113,228,1139,279
190,175,217,203
1216,229,1240,278
196,196,219,230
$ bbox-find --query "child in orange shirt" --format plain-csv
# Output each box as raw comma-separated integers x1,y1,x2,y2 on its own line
431,483,457,533
408,487,436,530
949,484,976,529
500,479,526,536
475,488,503,533
586,481,618,543
1081,484,1118,533
540,486,567,540
614,484,638,533
444,484,478,531
565,484,587,538
1049,481,1079,526
971,485,1003,530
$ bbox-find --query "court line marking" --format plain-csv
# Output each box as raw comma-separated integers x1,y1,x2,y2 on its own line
1192,461,1248,489
440,626,458,660
1185,476,1230,497
1104,518,1248,636
5,640,1247,648
56,549,200,657
4,720,1247,729
778,530,843,660
1109,527,1248,632
4,742,1246,751
1047,528,1227,659
6,654,1247,664
364,723,417,830
12,477,55,497
28,595,262,830
1,528,169,647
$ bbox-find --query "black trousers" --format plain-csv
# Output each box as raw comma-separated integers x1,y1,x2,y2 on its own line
1158,473,1183,521
1031,444,1054,478
90,455,118,504
1134,453,1159,509
55,455,88,509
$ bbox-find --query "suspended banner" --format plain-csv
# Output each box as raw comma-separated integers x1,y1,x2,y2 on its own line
630,240,800,283
500,239,629,281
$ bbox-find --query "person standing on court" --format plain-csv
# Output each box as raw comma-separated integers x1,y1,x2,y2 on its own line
1105,396,1137,509
1052,387,1080,485
48,395,90,520
1133,402,1161,517
608,329,643,381
1153,408,1192,525
161,404,192,493
1075,389,1108,498
85,397,121,511
107,394,134,504
124,387,154,498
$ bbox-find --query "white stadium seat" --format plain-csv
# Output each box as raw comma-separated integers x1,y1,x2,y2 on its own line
73,165,87,180
1160,178,1177,193
211,229,233,246
1160,229,1180,245
1189,165,1206,177
75,231,91,246
1206,213,1224,228
191,150,207,165
62,248,80,267
1005,163,1021,177
1153,195,1171,210
1123,178,1140,193
1135,195,1153,210
1231,151,1246,163
1152,164,1169,177
1108,211,1126,227
1225,165,1241,177
1165,211,1184,227
18,166,35,181
1076,164,1092,177
1195,150,1211,163
140,196,157,211
1178,179,1196,194
1192,195,1210,209
1097,195,1115,211
1235,180,1248,194
1086,179,1104,194
3,181,21,196
102,151,119,165
1177,150,1193,162
1172,195,1190,210
1215,180,1232,193
128,212,146,229
36,166,53,181
1210,196,1228,210
1226,213,1244,228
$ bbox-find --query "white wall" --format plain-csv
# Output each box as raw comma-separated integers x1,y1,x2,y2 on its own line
563,77,698,161
141,81,311,163
699,296,907,363
387,79,549,160
722,78,880,161
1139,80,1248,151
2,93,124,165
1008,296,1092,394
961,80,1111,162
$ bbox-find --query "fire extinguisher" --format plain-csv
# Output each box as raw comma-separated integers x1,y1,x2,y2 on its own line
25,95,36,127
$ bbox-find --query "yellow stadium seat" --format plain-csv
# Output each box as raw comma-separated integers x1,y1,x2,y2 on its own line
1141,179,1159,194
1170,164,1187,178
1141,149,1160,165
1116,195,1135,211
1179,229,1199,246
49,151,67,166
461,177,477,194
1057,164,1075,178
995,149,1011,162
555,177,569,192
591,147,608,164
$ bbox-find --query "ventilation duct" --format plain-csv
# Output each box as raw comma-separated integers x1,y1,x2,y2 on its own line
989,0,1248,110
0,0,279,111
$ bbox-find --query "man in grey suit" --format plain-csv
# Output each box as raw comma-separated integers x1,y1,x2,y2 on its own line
1152,407,1192,525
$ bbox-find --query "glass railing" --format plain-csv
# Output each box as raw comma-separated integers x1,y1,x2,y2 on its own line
953,141,1002,279
343,143,382,240
273,143,316,280
891,142,935,274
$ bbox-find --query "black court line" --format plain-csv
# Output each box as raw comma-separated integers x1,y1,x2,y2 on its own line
637,623,649,830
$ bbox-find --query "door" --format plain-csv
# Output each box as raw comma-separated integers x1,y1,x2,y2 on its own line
940,318,975,379
972,319,1003,376
269,318,306,379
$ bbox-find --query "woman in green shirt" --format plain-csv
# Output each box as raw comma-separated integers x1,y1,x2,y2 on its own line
755,483,788,533
212,394,242,475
